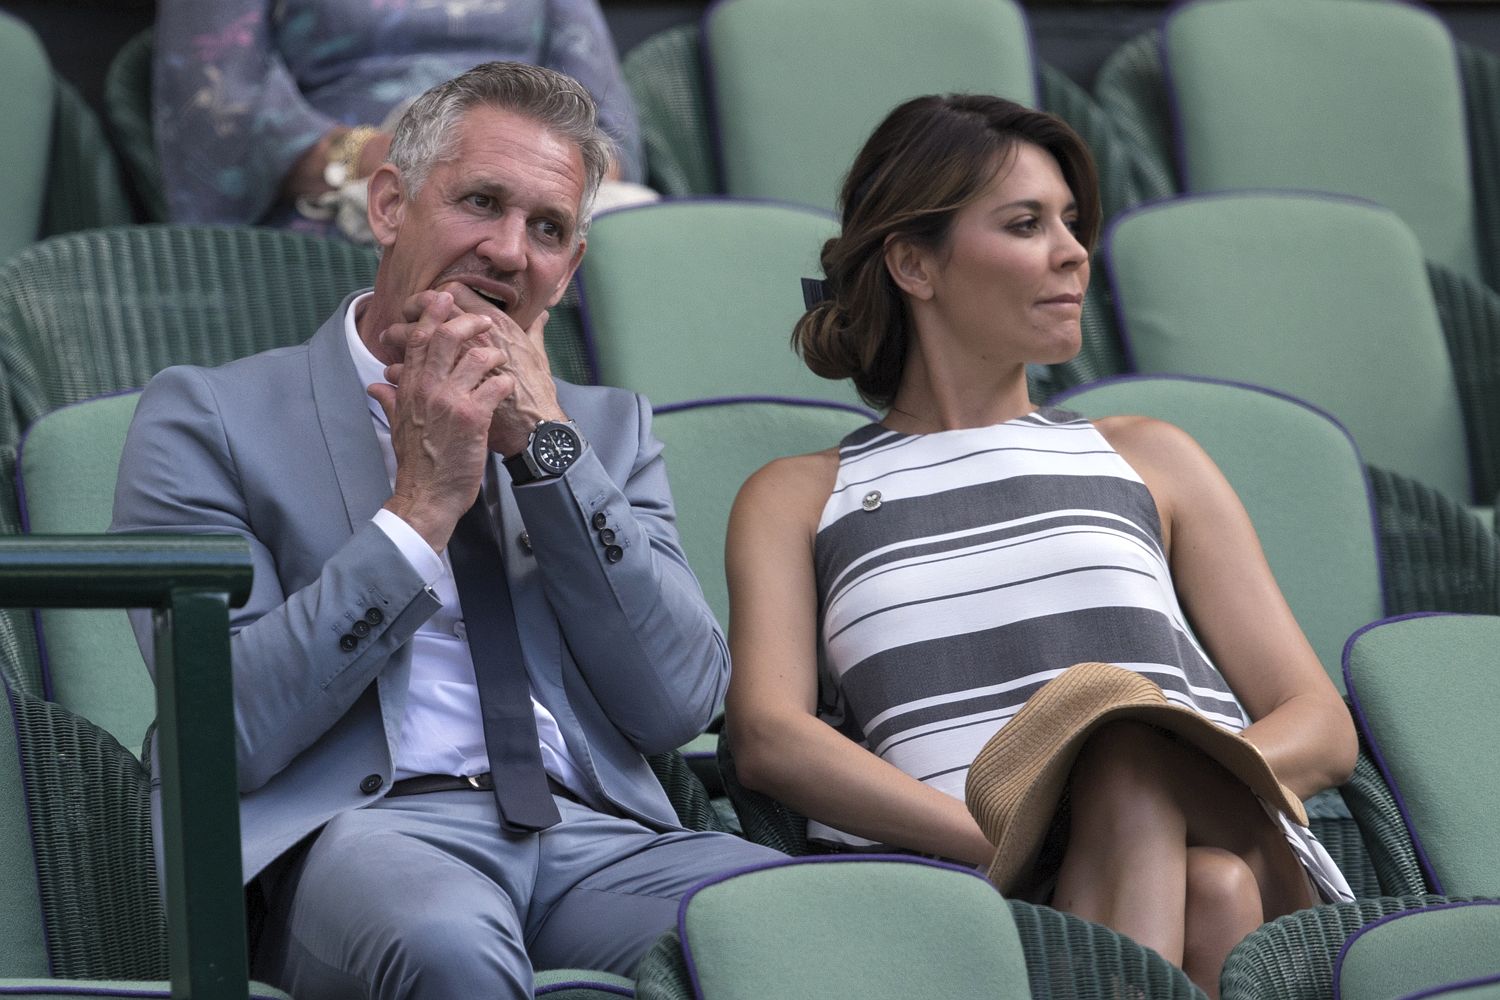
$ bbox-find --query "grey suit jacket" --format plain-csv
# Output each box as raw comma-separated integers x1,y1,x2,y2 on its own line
111,292,726,881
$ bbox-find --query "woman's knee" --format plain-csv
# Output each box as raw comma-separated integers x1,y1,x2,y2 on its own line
1185,846,1262,927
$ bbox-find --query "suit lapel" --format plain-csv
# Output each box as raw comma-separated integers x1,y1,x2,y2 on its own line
307,293,413,748
308,295,393,529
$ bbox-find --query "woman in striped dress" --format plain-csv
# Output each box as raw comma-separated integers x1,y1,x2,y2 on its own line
723,94,1356,997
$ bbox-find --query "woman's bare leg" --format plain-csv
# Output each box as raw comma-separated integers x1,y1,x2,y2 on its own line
1049,722,1316,996
1182,847,1263,999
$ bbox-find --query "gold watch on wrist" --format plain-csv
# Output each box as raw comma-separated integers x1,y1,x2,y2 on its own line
324,125,379,188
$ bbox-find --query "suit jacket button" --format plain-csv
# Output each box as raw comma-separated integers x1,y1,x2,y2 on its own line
518,531,532,554
364,607,384,625
605,544,624,563
359,774,383,795
351,619,371,638
339,634,358,652
598,528,616,545
591,511,608,531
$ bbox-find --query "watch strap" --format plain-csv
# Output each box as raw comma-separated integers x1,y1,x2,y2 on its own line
502,449,542,485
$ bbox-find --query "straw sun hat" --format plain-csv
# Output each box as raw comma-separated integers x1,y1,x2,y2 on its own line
964,661,1307,895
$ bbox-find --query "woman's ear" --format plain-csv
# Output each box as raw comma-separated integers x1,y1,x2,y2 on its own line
884,235,935,301
366,164,406,250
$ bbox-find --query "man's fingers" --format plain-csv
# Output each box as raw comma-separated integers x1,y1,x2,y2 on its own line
453,343,510,388
399,289,460,324
397,311,495,376
367,383,398,425
475,369,517,409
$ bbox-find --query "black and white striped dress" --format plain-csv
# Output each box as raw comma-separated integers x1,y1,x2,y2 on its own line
811,408,1353,901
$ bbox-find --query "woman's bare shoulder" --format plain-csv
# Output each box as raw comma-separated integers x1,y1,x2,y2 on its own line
735,446,844,523
1092,414,1210,474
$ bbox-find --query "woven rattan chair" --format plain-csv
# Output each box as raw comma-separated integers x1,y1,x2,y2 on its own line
633,856,1206,1000
1,586,637,999
0,671,293,996
0,13,132,266
0,225,377,700
1220,893,1481,1000
102,27,164,223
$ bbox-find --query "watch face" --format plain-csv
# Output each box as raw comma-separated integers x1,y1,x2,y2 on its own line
533,425,581,475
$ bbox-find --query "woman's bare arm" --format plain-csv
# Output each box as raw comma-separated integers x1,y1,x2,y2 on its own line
1099,416,1357,800
724,452,995,865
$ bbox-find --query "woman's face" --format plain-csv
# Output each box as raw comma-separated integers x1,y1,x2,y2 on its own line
917,142,1090,367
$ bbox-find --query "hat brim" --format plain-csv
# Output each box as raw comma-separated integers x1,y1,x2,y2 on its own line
964,662,1307,895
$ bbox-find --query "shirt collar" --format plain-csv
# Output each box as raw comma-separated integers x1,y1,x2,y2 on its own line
343,291,391,426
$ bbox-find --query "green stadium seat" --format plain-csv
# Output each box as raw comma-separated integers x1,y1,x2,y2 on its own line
1220,616,1500,999
622,10,1170,221
0,225,378,701
704,0,1035,212
577,200,858,407
1165,0,1476,283
652,397,872,631
1344,614,1500,898
1333,901,1500,1000
1052,376,1413,900
1220,892,1486,1000
1095,0,1500,296
1105,195,1477,509
0,14,55,264
1100,194,1500,620
17,392,149,753
632,856,1206,1000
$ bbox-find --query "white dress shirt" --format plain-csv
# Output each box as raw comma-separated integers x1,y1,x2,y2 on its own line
344,294,589,795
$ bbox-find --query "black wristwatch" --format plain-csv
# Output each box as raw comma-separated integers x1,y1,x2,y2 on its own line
504,419,584,485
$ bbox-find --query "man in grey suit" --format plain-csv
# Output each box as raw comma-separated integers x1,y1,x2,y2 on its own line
112,61,777,999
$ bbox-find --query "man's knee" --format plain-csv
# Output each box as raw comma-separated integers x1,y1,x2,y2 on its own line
264,812,534,1000
367,908,530,998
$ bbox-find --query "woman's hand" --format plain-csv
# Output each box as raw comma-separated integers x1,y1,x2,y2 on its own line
281,127,395,200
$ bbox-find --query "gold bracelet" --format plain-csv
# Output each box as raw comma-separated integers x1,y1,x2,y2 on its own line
324,125,379,187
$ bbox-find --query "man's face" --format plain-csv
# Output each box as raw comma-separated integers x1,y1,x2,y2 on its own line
365,105,587,358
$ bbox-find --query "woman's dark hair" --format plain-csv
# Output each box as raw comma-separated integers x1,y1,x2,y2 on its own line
793,94,1100,410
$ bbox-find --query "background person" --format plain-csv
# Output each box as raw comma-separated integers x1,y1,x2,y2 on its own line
723,93,1356,998
154,0,644,238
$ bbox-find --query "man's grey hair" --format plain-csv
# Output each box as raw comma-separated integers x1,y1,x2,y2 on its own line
387,61,614,237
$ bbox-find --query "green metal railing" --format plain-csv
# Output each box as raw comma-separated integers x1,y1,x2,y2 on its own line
0,534,252,1000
